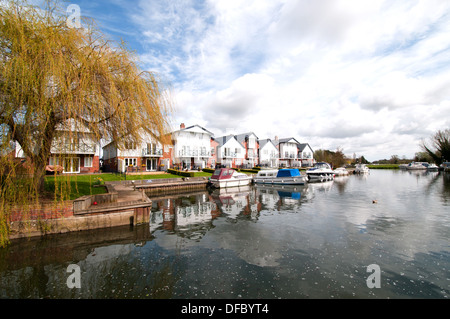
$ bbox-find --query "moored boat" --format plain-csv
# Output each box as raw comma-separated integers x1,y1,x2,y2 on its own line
355,164,370,174
254,168,307,185
333,167,349,176
306,162,335,182
406,162,428,170
209,168,252,188
426,163,439,171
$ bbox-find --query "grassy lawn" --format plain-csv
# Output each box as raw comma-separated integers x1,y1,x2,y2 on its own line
367,164,400,169
44,172,212,200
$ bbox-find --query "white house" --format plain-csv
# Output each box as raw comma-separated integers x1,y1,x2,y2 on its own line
102,131,166,173
215,135,246,168
48,119,100,174
171,124,215,170
258,139,279,168
298,143,315,167
235,132,259,168
275,137,301,167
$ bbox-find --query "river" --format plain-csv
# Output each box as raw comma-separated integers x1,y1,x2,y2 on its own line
1,169,449,299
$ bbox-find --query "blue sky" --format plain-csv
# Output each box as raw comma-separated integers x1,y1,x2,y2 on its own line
64,0,450,161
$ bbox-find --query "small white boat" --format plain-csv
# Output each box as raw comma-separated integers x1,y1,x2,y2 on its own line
254,169,307,185
209,168,252,188
333,167,349,176
426,163,439,171
406,162,428,170
306,162,335,182
355,164,370,174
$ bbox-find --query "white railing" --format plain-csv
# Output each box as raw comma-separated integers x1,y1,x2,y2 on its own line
178,149,211,157
51,143,96,154
143,148,163,156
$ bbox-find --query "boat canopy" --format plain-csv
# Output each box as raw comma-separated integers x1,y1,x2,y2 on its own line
211,168,235,180
276,169,301,178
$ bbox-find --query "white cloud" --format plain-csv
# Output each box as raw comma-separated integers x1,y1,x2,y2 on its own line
119,0,450,161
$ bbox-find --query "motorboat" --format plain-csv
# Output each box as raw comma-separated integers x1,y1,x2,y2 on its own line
254,168,307,185
253,169,279,183
426,163,439,171
355,164,370,174
333,167,349,176
209,168,252,188
406,162,427,170
306,162,335,182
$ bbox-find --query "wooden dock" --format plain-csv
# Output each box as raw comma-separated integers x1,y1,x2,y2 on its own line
132,176,210,194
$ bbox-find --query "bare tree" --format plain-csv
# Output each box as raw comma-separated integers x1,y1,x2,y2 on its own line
421,129,450,164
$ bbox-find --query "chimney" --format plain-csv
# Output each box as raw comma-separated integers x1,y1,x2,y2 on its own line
180,123,185,129
275,136,278,141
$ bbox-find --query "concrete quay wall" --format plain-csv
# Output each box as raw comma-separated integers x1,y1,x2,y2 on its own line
8,177,210,241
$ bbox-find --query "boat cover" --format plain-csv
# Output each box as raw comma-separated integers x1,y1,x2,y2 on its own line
276,169,301,178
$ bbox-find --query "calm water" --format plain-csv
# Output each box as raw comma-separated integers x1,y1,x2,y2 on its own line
1,170,449,299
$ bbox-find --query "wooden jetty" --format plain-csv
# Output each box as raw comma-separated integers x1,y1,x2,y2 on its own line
132,176,210,194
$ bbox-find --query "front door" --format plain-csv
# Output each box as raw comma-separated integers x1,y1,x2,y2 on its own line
63,157,80,173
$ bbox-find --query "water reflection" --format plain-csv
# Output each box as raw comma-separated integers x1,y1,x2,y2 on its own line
148,184,311,240
1,171,449,299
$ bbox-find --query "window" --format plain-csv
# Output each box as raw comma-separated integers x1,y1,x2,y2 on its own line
125,142,136,150
63,157,80,173
248,138,255,149
84,156,93,168
49,157,60,166
125,158,137,167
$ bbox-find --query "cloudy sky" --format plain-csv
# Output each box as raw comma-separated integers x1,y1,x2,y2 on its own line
68,0,450,161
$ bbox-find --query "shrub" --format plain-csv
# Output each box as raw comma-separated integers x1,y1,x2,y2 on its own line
167,169,196,177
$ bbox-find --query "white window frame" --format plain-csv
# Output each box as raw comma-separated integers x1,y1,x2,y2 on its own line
63,157,80,174
84,156,93,168
125,158,137,167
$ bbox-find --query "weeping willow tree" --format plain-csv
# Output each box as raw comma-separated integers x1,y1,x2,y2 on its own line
0,0,173,246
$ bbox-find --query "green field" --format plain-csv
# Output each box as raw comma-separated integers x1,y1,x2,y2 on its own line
44,172,212,200
366,164,400,169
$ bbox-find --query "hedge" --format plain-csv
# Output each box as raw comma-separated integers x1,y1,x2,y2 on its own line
167,168,196,177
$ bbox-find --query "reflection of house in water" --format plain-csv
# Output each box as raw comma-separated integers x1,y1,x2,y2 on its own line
150,192,221,240
209,186,261,220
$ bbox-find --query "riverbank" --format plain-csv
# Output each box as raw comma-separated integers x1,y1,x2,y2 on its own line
367,164,400,169
7,173,214,241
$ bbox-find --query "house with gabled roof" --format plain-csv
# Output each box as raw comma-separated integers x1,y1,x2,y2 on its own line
171,123,215,170
215,134,246,168
235,132,259,168
258,138,279,168
298,143,315,167
102,130,167,173
274,136,302,167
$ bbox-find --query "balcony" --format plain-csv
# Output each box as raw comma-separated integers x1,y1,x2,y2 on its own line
281,153,297,159
178,149,211,157
223,152,237,158
51,143,96,154
143,148,163,157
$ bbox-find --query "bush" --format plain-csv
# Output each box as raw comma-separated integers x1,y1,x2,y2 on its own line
239,169,259,174
167,169,196,177
202,168,215,173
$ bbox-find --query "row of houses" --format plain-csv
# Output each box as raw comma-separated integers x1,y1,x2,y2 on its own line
102,123,315,173
9,122,315,174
